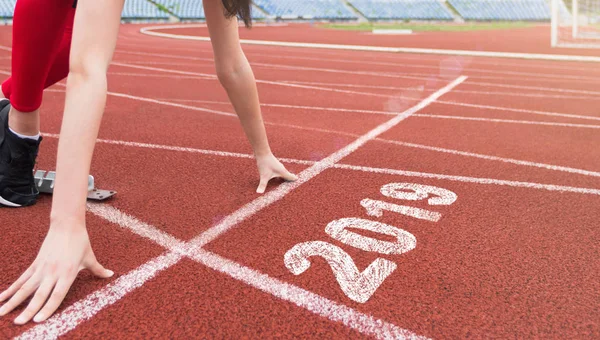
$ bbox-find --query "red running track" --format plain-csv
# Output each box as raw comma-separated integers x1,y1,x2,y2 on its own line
1,23,599,339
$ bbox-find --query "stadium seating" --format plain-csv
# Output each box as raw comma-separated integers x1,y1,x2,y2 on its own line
253,0,357,19
0,0,572,23
448,0,551,21
121,0,169,20
150,0,266,20
152,0,204,19
349,0,453,20
0,0,15,18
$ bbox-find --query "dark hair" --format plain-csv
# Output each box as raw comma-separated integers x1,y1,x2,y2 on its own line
221,0,253,28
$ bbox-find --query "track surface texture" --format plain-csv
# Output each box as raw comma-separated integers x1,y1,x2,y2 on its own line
1,23,599,339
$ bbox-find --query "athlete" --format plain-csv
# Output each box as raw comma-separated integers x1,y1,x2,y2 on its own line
0,0,297,325
0,0,76,207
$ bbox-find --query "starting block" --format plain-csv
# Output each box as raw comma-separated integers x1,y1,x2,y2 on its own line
34,170,116,201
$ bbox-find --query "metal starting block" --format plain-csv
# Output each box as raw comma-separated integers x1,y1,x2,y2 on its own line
34,170,116,201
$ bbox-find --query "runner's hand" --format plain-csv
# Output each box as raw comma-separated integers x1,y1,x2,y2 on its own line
0,225,113,324
256,153,298,194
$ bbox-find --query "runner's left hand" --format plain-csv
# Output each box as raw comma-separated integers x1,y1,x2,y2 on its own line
255,153,298,194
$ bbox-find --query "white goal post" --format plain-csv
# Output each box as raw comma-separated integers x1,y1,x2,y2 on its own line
551,0,600,48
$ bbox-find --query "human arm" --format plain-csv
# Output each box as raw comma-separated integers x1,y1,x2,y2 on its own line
203,0,298,193
0,0,124,324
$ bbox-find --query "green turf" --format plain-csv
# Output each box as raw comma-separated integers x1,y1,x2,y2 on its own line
320,22,534,32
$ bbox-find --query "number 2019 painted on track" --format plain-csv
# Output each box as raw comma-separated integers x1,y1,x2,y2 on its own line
284,183,457,304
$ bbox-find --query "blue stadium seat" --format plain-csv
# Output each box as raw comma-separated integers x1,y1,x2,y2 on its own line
349,0,454,20
448,0,552,21
152,0,266,20
152,0,204,19
253,0,357,19
122,0,169,19
0,0,15,18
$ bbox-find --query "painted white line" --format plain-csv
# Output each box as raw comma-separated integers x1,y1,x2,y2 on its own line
39,77,600,125
40,203,427,340
435,101,600,122
113,40,600,75
448,89,599,101
379,140,600,178
109,53,600,98
191,249,427,340
16,251,183,340
110,61,428,99
159,98,401,116
466,80,600,96
108,72,213,80
22,132,600,339
414,113,600,129
125,58,600,85
41,132,600,183
139,25,600,63
115,49,215,62
41,75,237,118
281,81,600,101
108,60,600,102
157,97,600,124
244,52,600,82
241,49,600,74
246,61,600,85
228,61,441,82
42,132,317,165
107,91,236,117
87,203,187,251
105,65,600,123
43,86,390,138
186,76,467,250
332,164,600,196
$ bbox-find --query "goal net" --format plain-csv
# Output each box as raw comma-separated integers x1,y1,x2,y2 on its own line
551,0,600,48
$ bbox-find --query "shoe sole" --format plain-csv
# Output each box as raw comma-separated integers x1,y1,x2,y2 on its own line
0,99,37,208
0,101,19,207
0,195,23,207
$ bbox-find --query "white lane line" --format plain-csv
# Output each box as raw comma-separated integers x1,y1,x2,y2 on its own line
22,203,427,340
41,133,314,165
37,75,237,118
241,50,600,74
447,89,599,101
466,80,600,96
191,249,428,340
16,251,184,340
435,100,600,122
109,72,214,80
47,86,393,137
86,204,188,252
155,98,403,116
333,164,600,196
121,58,599,85
107,91,237,117
414,113,600,129
40,132,600,184
110,61,424,99
152,97,600,123
281,81,600,101
113,38,600,74
40,85,600,124
185,76,467,250
139,25,600,63
378,140,600,178
115,48,600,83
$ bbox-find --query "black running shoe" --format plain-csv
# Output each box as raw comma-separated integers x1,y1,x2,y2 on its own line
0,100,43,207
